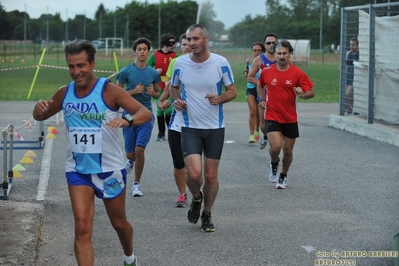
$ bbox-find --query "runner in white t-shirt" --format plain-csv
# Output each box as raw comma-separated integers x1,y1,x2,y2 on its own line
170,24,237,232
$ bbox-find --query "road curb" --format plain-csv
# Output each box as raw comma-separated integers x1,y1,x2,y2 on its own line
0,201,44,265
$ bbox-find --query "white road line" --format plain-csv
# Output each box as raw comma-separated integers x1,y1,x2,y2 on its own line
301,246,317,253
36,139,53,201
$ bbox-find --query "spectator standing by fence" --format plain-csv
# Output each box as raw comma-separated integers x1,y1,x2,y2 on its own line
345,37,359,115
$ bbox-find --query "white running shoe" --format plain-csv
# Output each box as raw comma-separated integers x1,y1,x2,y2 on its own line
125,160,134,173
276,176,287,189
259,137,267,149
269,158,279,183
132,182,143,197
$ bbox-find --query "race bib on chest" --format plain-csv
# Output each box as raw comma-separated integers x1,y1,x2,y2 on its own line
68,127,102,153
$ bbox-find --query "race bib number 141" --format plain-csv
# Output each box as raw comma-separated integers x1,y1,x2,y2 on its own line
68,127,102,153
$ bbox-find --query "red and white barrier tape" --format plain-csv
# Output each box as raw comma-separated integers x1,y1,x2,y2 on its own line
2,117,34,141
1,64,116,73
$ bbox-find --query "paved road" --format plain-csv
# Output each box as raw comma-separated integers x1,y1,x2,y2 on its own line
1,101,398,266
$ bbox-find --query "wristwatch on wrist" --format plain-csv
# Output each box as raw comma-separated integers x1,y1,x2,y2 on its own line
122,113,134,127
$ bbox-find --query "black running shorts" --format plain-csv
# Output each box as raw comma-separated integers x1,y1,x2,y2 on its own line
181,127,225,160
266,120,299,139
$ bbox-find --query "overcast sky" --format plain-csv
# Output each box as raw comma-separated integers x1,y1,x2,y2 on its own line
2,0,269,29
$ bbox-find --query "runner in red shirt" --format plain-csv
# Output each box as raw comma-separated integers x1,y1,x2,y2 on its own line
148,34,177,141
258,40,315,189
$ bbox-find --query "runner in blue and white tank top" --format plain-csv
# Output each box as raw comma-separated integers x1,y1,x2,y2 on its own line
63,77,124,174
247,33,278,149
245,42,265,144
32,39,152,266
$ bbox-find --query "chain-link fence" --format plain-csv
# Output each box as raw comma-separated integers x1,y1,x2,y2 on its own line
340,2,399,126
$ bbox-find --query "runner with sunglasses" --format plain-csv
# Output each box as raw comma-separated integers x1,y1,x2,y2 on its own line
148,34,177,141
247,33,278,150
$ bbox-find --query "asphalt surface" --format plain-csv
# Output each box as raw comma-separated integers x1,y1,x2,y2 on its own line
0,101,398,266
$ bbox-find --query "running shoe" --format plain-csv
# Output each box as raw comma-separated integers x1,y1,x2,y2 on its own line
125,160,134,173
187,191,202,224
276,174,287,189
175,193,187,208
254,131,260,142
249,135,255,143
124,257,137,266
156,134,166,141
269,157,279,183
132,182,143,197
259,137,267,149
201,211,215,232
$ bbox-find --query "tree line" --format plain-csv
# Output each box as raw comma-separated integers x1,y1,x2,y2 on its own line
230,0,398,49
0,0,396,50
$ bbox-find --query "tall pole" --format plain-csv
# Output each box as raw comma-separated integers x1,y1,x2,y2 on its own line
158,0,161,48
65,9,68,42
319,0,323,64
99,12,102,41
319,0,322,51
83,11,86,40
24,4,26,59
114,12,116,38
196,2,202,24
126,13,129,48
46,6,49,52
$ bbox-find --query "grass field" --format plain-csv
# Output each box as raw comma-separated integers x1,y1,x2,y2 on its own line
0,51,340,102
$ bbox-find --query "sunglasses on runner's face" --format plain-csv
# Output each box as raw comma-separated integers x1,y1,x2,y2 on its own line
168,41,175,46
265,42,276,45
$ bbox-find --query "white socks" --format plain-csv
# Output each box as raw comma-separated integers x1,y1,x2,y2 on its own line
124,253,136,264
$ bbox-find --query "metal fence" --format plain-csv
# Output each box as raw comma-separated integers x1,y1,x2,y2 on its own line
340,2,399,126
